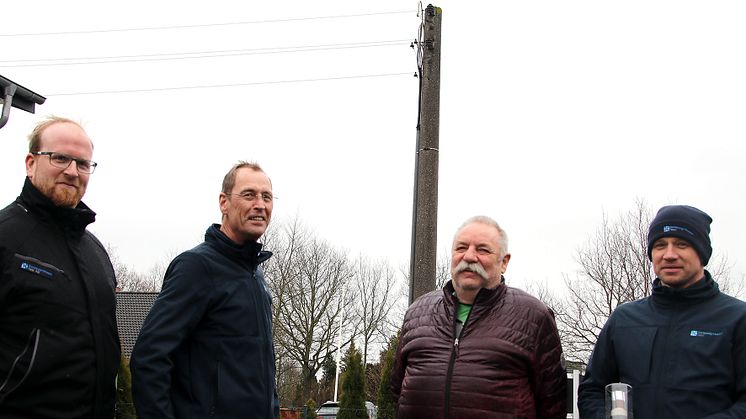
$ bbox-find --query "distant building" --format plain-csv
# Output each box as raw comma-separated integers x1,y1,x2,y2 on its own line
116,292,158,358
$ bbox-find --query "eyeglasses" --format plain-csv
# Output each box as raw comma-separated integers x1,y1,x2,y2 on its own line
31,151,98,174
227,191,274,203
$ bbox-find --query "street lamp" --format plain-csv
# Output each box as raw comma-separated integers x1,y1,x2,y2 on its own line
333,315,342,402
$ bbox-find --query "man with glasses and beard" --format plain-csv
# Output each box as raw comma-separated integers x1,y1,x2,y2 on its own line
391,216,566,418
0,116,119,418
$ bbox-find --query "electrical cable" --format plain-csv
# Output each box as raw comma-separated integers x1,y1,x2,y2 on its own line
1,40,411,67
46,72,414,96
0,10,416,37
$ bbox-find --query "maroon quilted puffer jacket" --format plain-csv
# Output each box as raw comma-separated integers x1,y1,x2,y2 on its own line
391,280,566,419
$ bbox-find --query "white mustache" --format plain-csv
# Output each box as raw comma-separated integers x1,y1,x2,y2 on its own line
453,261,488,280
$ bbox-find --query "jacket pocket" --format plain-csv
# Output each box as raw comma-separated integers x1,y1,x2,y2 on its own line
11,253,70,303
613,326,657,384
14,253,66,280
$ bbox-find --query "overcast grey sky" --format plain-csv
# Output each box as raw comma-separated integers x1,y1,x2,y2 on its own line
2,0,745,292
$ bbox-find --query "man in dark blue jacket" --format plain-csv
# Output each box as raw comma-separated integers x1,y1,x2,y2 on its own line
578,205,746,418
131,161,279,419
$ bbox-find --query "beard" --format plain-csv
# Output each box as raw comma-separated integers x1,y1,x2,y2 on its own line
52,188,83,207
39,181,84,208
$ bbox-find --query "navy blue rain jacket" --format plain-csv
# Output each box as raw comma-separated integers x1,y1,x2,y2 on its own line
578,272,746,418
131,224,279,419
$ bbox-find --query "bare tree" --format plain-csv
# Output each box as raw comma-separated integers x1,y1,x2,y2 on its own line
707,255,746,298
553,201,655,364
350,256,400,368
435,253,451,290
262,217,355,405
523,280,564,311
140,257,170,291
107,244,161,292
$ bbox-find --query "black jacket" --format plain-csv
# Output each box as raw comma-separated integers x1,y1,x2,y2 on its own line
578,272,746,418
0,179,119,419
131,224,279,419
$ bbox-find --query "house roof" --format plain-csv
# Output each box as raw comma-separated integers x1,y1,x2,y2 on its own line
116,291,158,358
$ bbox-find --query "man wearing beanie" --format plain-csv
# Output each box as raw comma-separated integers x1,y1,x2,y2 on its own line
578,205,746,418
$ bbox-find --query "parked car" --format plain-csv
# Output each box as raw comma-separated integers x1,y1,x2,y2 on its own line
316,400,377,419
316,401,339,418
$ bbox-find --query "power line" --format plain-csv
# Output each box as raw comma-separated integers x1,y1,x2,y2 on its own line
1,40,410,64
1,40,412,67
46,72,414,96
0,10,416,37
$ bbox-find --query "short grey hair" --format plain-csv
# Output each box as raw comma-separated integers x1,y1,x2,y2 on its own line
455,215,509,256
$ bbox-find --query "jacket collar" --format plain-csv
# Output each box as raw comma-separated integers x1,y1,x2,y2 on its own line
205,223,272,264
18,177,96,236
651,270,719,307
443,276,508,308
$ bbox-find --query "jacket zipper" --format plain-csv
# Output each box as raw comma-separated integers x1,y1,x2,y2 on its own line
653,308,677,419
251,265,275,417
444,337,458,419
444,305,471,419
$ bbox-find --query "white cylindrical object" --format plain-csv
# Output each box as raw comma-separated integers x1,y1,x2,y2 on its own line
605,382,633,419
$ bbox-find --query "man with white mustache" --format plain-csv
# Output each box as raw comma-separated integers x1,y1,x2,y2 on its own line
132,161,279,419
391,216,566,418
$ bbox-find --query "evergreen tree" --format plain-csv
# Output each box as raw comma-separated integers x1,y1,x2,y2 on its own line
306,398,318,419
338,342,367,419
376,332,399,419
318,353,337,404
115,355,136,419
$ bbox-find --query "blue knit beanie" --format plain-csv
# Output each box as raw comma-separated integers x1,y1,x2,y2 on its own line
647,205,712,265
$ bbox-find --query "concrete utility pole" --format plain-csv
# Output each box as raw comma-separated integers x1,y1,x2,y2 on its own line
409,4,442,305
